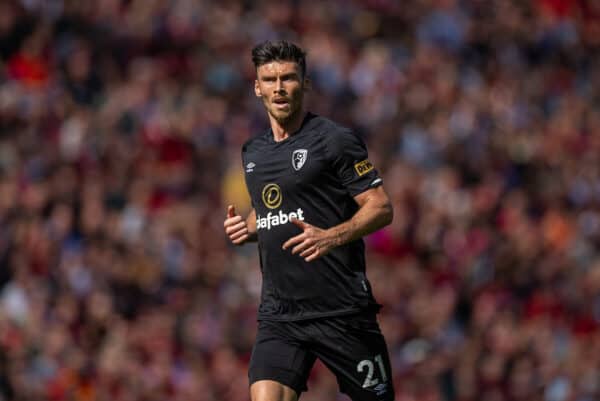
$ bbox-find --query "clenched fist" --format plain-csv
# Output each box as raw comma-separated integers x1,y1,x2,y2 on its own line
224,205,251,245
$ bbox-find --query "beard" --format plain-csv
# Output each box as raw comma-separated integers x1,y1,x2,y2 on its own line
271,109,295,125
268,102,301,125
262,87,304,126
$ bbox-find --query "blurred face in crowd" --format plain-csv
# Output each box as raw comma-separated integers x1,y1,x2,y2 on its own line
254,61,307,125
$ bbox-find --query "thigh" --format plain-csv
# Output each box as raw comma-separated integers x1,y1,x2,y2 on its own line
310,314,395,401
249,320,316,397
251,380,298,401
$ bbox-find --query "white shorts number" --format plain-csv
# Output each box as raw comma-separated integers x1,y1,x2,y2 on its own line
357,354,387,388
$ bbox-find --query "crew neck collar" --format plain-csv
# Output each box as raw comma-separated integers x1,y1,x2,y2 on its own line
268,112,317,144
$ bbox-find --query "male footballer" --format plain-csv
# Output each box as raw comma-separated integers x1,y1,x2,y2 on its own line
224,40,395,401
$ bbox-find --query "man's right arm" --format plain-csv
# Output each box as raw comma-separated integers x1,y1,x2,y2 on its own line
224,206,257,245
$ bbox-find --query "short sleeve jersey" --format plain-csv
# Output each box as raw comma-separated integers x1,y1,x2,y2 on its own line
242,113,383,321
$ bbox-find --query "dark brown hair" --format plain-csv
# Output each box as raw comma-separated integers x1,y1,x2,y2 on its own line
251,40,307,78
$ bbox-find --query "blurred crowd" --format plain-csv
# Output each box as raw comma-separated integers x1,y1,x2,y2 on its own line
1,0,600,400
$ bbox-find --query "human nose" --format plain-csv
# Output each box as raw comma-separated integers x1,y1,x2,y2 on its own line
274,78,284,93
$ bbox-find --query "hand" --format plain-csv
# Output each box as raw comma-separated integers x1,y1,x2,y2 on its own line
224,205,249,245
282,219,338,262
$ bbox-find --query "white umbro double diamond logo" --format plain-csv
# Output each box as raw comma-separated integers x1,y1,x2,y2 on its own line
246,162,255,172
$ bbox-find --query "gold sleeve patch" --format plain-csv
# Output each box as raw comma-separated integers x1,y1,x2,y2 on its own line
354,159,374,176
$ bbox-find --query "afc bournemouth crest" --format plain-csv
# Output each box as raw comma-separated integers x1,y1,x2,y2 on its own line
292,149,308,171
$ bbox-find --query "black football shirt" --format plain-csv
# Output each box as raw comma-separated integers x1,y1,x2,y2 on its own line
242,113,383,321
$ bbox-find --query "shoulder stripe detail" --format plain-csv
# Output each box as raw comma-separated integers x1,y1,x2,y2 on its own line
369,178,383,188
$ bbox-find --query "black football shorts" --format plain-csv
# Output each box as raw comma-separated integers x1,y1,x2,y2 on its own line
248,312,394,401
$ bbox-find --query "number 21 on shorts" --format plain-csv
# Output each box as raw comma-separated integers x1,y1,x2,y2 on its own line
357,354,388,388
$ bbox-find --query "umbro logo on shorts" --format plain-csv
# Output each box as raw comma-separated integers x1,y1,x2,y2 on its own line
374,383,389,396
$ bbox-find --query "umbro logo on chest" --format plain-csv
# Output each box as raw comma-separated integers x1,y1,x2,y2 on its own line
292,149,308,171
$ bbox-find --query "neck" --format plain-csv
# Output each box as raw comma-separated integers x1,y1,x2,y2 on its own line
270,109,307,142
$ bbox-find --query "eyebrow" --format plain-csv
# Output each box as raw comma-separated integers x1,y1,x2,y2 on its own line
260,72,299,80
280,72,299,79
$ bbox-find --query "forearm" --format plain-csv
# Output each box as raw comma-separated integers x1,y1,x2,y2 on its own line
280,187,393,261
328,194,393,247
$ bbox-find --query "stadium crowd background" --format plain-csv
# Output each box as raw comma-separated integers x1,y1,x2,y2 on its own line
1,0,600,400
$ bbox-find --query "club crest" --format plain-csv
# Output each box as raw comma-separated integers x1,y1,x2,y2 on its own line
292,149,308,171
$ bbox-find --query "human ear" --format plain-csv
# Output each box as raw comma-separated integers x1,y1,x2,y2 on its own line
303,77,311,92
254,80,262,97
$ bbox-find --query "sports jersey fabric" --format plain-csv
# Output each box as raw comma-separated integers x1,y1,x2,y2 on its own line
242,113,383,321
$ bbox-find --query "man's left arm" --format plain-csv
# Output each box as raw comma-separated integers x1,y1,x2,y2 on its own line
282,186,393,262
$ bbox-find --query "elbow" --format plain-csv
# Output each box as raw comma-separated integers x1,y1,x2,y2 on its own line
381,201,394,227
